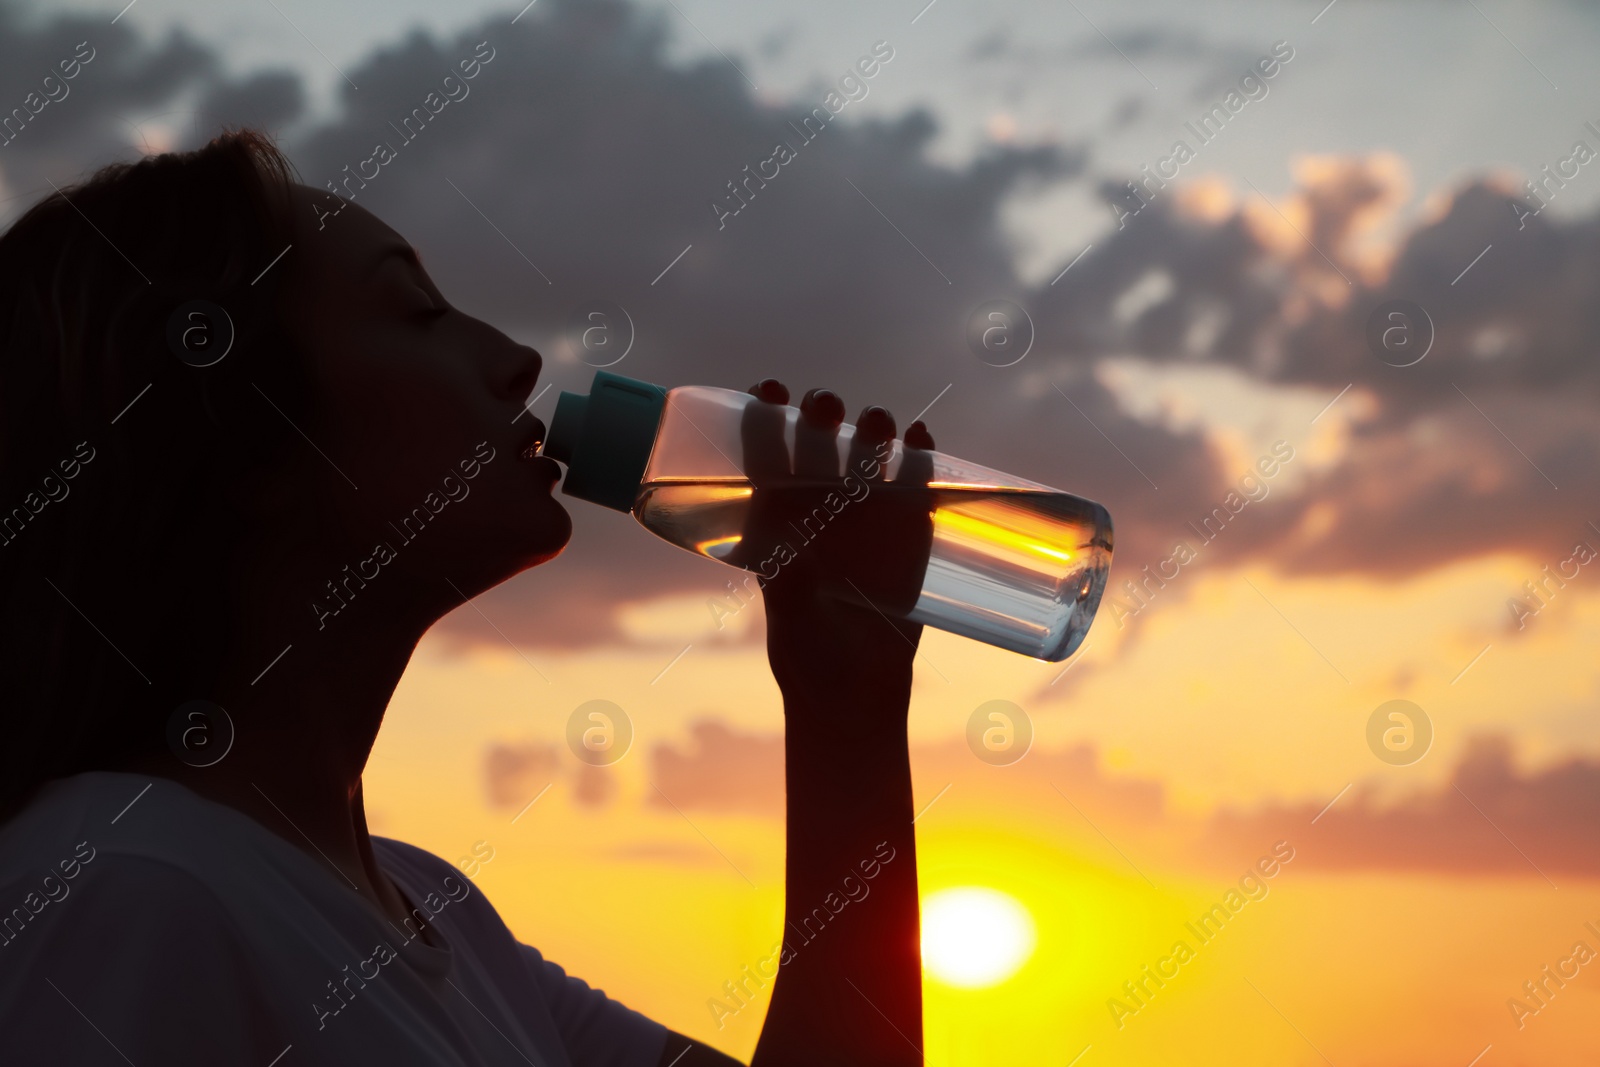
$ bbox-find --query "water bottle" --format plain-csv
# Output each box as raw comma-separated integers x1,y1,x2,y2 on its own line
540,371,1113,662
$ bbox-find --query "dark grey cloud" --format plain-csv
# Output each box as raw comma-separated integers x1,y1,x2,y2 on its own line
757,24,795,61
194,70,304,136
0,0,317,343
1068,167,1600,415
965,30,1010,63
964,23,1265,105
1105,95,1147,130
966,25,1249,67
0,4,220,194
1042,166,1600,583
256,0,1142,649
10,0,1600,655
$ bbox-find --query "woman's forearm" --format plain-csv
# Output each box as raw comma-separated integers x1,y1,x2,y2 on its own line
751,682,923,1067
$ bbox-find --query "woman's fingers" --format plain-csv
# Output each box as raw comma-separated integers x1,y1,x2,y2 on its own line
846,405,896,483
741,384,935,484
747,378,789,405
795,388,844,479
742,379,792,480
904,419,934,451
895,418,935,487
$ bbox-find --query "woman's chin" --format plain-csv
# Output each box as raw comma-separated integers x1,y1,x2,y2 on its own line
520,539,568,570
519,507,573,568
443,500,571,583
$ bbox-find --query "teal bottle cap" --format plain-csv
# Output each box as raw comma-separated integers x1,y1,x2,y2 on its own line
542,370,668,513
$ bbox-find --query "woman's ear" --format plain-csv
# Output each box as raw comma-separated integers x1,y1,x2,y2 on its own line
192,319,320,522
205,386,320,527
219,448,306,520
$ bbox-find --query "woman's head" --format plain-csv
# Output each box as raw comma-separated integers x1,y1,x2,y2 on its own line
270,180,568,594
0,130,568,813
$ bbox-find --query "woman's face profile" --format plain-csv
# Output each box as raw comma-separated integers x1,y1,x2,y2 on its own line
273,182,570,605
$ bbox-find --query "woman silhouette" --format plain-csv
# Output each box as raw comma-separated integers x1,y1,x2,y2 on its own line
0,131,932,1066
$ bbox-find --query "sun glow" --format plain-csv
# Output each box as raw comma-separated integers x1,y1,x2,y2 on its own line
921,887,1036,988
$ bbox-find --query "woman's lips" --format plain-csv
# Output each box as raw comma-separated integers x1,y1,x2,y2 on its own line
528,454,563,487
519,415,548,461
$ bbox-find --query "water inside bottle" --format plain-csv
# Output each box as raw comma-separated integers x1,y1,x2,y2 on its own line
634,478,1113,662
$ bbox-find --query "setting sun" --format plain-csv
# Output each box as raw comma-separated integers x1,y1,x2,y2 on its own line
921,887,1037,988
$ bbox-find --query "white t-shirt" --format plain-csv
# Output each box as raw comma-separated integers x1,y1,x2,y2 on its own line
0,772,668,1066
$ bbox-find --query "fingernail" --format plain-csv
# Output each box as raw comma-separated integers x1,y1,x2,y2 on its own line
859,406,893,433
810,390,845,425
754,379,789,403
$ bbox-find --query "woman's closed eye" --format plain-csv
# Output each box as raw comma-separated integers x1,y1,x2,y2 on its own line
376,245,449,319
390,266,448,319
415,286,450,319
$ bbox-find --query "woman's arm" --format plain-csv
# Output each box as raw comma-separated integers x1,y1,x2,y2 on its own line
658,1030,744,1065
740,382,931,1067
656,650,921,1067
751,618,922,1066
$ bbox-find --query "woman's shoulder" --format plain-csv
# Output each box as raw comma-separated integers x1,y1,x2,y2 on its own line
369,833,460,879
1,772,290,889
0,845,247,963
0,772,214,887
0,770,381,950
0,835,278,1056
369,834,516,944
0,772,301,965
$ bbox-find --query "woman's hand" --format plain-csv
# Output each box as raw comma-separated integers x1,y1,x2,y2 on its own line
743,380,932,1065
731,379,937,702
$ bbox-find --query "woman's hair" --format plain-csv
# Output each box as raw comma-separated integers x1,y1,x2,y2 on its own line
0,129,307,818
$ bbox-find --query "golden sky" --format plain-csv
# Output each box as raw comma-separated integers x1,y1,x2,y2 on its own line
364,540,1600,1065
362,146,1600,1067
5,0,1598,1060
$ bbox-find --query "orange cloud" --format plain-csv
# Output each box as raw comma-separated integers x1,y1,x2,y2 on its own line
1205,735,1599,879
483,741,559,809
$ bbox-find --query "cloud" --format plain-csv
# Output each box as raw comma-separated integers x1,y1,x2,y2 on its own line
194,70,304,136
572,762,619,809
483,740,560,808
0,7,224,197
602,840,727,867
1035,155,1600,589
1204,735,1600,879
965,25,1256,67
262,0,1127,649
642,716,1165,825
482,739,623,811
633,716,1600,882
1,0,1101,651
647,718,785,817
965,30,1011,63
495,706,1600,883
12,0,1600,655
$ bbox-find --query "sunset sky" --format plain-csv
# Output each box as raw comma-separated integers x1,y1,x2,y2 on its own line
6,0,1600,1061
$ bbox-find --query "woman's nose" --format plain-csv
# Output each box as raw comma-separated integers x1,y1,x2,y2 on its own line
504,344,543,405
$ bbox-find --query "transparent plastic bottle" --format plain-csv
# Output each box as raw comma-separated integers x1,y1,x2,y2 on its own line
541,371,1114,662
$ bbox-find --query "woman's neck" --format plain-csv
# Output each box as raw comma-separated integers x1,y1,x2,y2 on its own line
119,602,429,928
